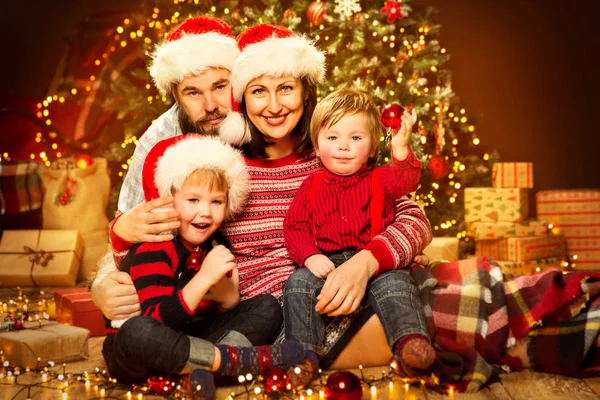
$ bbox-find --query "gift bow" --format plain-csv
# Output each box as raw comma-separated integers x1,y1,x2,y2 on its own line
24,246,54,267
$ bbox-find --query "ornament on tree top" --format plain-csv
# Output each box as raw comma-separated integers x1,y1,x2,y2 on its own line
381,1,404,24
306,1,326,25
334,0,361,19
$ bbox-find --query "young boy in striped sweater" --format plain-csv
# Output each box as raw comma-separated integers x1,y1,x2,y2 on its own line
283,89,435,386
102,135,302,399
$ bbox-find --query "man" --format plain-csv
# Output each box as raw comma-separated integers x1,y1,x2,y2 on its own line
92,16,243,323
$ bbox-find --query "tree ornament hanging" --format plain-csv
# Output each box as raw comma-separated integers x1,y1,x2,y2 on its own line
381,103,406,130
282,8,298,24
427,124,450,180
333,0,361,19
306,1,326,25
380,1,404,24
325,370,363,400
264,368,289,394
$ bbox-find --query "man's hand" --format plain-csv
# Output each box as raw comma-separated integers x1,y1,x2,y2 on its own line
91,271,141,320
304,254,335,278
315,250,378,317
113,197,181,244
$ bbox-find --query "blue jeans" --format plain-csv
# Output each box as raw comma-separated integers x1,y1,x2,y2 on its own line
103,294,282,384
283,250,429,355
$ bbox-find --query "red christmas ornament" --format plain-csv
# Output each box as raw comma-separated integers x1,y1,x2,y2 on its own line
427,155,449,180
75,154,94,169
307,1,326,25
325,371,363,400
14,319,24,330
264,368,289,394
381,104,405,130
380,1,404,24
148,376,174,394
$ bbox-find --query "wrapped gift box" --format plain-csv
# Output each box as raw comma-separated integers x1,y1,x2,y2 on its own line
536,190,600,269
492,162,534,188
470,220,548,240
496,257,563,279
0,320,89,368
475,235,566,261
0,230,83,287
54,288,105,337
464,188,529,223
423,237,459,262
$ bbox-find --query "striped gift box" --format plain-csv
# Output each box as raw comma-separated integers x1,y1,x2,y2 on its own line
470,220,548,240
496,257,563,279
475,234,566,261
536,190,600,269
492,162,534,188
464,188,529,223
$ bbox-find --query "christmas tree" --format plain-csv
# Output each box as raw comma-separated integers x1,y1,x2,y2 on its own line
36,0,497,249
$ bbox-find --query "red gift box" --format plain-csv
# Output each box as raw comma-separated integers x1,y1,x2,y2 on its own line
54,288,105,337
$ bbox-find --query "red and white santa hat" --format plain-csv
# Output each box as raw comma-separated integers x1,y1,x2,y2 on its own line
219,24,326,146
142,134,249,217
149,16,239,97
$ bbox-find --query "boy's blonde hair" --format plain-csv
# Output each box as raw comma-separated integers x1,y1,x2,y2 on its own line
310,88,383,165
172,168,231,216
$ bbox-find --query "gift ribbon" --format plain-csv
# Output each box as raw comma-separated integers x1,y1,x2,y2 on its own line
0,231,81,287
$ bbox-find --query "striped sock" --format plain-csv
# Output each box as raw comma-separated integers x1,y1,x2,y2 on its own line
216,341,304,376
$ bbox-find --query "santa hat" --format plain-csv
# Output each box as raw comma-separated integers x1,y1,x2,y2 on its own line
142,135,249,217
149,16,239,97
219,24,326,146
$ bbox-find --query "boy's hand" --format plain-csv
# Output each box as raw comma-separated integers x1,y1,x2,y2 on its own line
391,108,418,160
304,254,335,278
208,267,240,311
198,243,237,287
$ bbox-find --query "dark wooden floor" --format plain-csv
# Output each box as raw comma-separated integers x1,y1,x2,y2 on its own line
1,336,599,399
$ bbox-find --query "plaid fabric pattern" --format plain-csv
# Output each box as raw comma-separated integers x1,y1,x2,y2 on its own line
411,257,600,392
0,161,43,215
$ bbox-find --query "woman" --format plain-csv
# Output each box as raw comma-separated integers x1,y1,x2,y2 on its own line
97,24,432,369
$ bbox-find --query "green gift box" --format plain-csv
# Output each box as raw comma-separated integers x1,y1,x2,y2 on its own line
464,187,529,223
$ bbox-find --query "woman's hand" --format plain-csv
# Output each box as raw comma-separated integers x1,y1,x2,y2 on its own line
315,250,378,317
113,197,180,244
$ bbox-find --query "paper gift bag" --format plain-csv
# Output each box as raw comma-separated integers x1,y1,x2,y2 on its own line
0,230,82,287
464,188,529,223
0,320,89,368
40,158,110,281
492,162,534,188
54,288,105,337
423,237,459,262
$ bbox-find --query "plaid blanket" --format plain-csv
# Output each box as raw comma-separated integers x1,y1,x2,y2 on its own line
411,256,600,392
0,161,43,215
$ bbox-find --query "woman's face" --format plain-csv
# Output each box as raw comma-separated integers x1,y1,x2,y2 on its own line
244,75,305,142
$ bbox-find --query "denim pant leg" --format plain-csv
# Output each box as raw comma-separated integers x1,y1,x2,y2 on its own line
367,269,430,349
187,294,283,346
103,316,192,384
283,267,327,355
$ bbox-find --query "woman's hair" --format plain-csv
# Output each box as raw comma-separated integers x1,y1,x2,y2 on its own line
240,76,318,159
310,89,383,166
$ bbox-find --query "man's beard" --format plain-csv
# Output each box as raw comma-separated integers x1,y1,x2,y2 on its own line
177,107,226,136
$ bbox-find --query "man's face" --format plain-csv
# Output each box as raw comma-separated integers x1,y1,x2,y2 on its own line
173,68,233,135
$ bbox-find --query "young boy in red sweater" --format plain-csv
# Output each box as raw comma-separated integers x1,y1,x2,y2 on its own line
102,135,302,399
283,89,435,386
